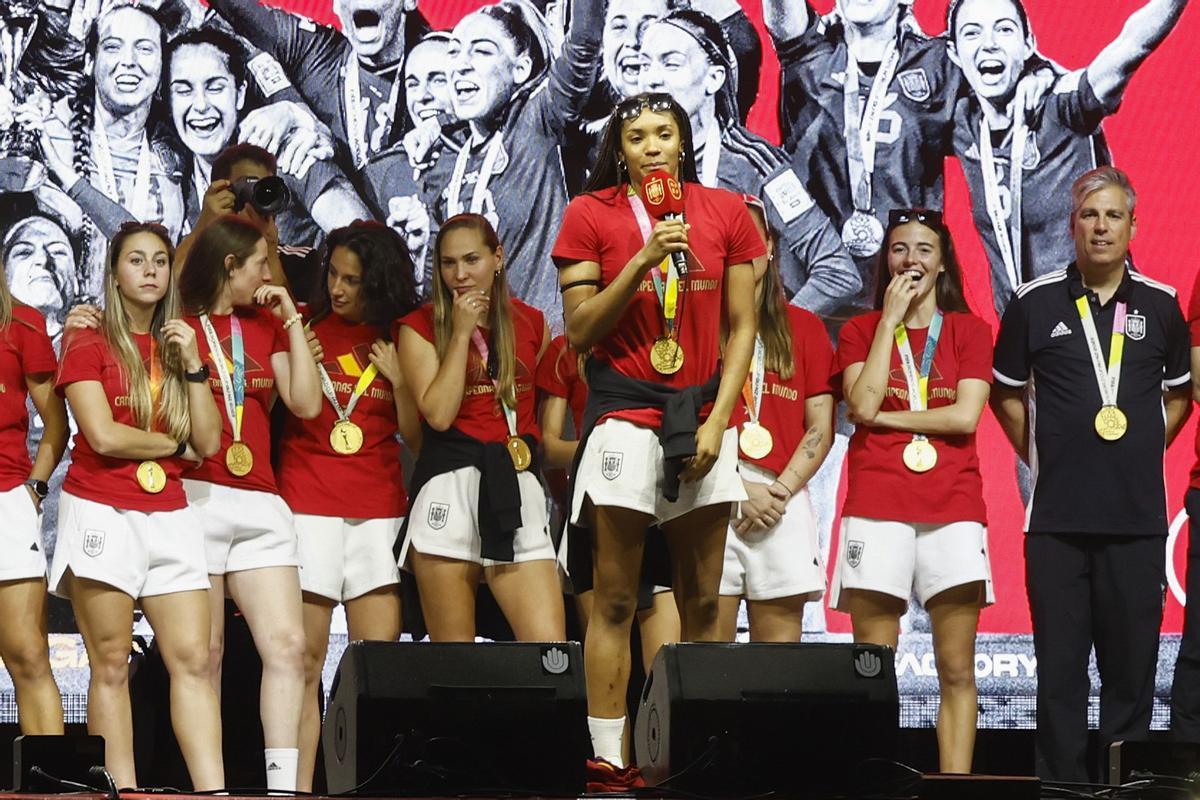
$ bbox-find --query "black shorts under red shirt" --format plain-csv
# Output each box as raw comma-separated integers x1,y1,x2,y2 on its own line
739,306,835,477
56,328,189,512
0,306,57,492
552,181,766,429
184,307,288,494
398,300,544,443
834,310,993,525
275,313,407,519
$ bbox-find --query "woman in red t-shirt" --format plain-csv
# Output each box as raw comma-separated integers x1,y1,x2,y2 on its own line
833,209,994,774
717,200,836,643
52,222,224,789
0,271,68,736
177,215,322,792
397,213,561,642
277,222,422,791
552,92,761,774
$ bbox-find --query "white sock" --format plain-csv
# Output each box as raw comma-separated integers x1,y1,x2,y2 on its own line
264,747,299,792
587,715,626,768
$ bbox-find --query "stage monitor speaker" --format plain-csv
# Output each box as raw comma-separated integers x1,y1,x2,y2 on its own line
12,735,105,792
322,640,588,795
919,774,1042,799
1109,740,1200,786
635,642,899,796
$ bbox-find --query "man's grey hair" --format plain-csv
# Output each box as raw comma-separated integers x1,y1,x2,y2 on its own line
1072,166,1137,217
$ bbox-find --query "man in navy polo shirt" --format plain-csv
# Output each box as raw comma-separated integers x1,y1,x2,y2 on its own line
992,166,1191,782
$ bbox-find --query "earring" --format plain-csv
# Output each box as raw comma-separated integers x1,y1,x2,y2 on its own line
618,159,627,172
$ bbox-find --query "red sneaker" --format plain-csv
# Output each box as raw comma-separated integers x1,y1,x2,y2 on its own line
586,757,647,793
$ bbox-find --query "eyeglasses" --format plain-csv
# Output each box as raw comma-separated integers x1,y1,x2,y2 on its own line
615,93,674,121
888,208,943,229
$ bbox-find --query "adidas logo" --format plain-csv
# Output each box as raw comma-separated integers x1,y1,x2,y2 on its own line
30,542,39,551
267,763,280,771
1051,321,1072,338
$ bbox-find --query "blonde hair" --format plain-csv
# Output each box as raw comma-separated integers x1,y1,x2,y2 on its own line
758,256,795,381
101,222,191,442
432,214,518,407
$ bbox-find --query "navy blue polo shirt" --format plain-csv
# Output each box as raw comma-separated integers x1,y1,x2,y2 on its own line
993,264,1190,536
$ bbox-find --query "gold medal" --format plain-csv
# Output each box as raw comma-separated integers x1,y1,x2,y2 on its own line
136,460,167,494
330,419,364,455
902,439,938,473
739,422,774,459
1094,405,1128,441
506,435,532,472
225,442,254,477
649,337,684,375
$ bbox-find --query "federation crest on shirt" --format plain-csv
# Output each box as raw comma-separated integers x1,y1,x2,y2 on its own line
897,69,931,102
601,451,623,480
847,540,864,568
1126,313,1146,341
427,502,450,530
83,529,105,558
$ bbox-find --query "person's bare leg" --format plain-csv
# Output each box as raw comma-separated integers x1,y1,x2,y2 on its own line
0,578,63,733
409,551,482,641
487,560,566,640
927,583,984,774
206,574,226,700
636,591,681,673
746,595,807,643
297,595,334,793
662,503,731,641
844,589,906,650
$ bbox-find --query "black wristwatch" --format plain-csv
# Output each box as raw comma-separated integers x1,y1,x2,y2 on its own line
185,364,211,383
25,479,49,501
173,441,188,458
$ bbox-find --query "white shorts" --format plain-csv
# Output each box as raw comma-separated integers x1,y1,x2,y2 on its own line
720,463,826,602
295,514,403,602
829,516,995,610
570,419,746,526
403,467,554,567
49,491,210,599
0,484,47,582
183,480,298,575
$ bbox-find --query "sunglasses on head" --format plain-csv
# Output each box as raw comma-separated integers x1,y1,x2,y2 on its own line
615,93,674,121
888,208,943,229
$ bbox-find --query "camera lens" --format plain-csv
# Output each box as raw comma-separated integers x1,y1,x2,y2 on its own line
251,176,289,215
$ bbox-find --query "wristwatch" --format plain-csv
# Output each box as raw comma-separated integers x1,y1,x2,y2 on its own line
185,364,211,383
25,479,49,501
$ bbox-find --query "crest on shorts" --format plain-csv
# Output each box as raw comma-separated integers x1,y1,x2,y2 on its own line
427,502,450,530
897,69,931,102
601,451,623,480
1126,313,1147,341
82,529,105,558
847,540,865,568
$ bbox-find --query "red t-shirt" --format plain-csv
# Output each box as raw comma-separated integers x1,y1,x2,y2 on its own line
739,306,834,477
56,328,188,512
0,306,58,491
834,310,993,524
535,335,587,433
276,314,407,518
185,307,288,493
399,300,543,443
552,182,765,428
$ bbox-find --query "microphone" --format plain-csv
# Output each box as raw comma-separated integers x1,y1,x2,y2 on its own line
641,170,688,276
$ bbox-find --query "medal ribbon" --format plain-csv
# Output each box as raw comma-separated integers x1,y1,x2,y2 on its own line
343,56,403,169
698,123,722,188
469,328,519,439
741,335,766,425
92,116,154,221
200,314,246,442
317,361,379,423
446,132,505,217
629,189,683,338
1075,296,1126,408
843,41,901,214
894,311,944,444
979,114,1029,294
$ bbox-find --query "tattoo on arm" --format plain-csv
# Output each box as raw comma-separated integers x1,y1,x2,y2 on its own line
800,425,823,460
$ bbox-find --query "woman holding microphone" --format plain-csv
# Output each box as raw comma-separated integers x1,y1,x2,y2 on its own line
833,208,993,774
553,92,761,780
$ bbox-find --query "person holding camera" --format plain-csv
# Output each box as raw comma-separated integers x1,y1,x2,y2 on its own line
175,144,323,302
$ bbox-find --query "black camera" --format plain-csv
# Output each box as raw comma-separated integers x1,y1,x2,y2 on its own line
230,175,290,215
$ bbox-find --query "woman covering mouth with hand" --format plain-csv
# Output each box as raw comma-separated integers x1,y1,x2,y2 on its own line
832,209,994,774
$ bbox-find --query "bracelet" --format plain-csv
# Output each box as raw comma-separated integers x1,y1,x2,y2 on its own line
772,480,794,499
173,441,187,458
282,312,303,330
